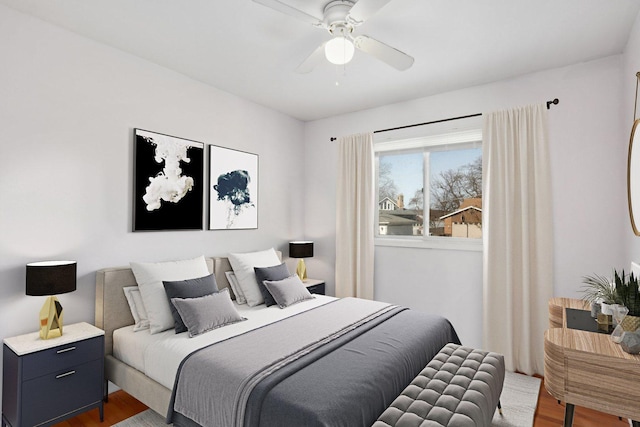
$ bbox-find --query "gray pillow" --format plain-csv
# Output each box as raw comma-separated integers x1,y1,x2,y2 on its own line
170,288,245,337
163,274,219,333
254,263,291,307
263,275,314,308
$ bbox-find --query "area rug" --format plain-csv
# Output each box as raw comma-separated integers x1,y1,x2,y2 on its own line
112,409,169,427
492,371,541,427
114,371,540,427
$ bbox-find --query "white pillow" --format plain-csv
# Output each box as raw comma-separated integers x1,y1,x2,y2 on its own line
130,255,210,334
228,248,281,307
123,286,150,332
225,271,246,304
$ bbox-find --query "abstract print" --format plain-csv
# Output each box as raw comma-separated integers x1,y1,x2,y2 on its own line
209,146,258,230
133,129,203,231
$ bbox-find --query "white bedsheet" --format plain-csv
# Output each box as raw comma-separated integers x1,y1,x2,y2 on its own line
113,294,336,389
113,325,174,372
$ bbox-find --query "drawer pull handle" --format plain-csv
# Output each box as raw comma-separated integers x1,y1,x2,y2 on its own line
57,346,76,354
56,370,76,379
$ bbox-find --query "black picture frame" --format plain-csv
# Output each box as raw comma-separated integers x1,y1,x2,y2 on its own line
133,129,204,231
208,145,258,230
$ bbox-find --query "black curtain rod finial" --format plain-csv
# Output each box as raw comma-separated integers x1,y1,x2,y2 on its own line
330,137,337,142
546,98,559,109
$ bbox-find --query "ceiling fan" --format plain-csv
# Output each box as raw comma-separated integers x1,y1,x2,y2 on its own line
252,0,414,73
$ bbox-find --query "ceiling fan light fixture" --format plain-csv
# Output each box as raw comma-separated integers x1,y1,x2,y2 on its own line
325,36,355,65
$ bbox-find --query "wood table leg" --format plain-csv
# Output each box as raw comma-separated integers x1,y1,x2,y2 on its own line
563,403,575,427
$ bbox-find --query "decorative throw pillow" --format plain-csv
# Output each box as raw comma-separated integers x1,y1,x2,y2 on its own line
254,263,291,307
171,288,245,337
263,275,314,308
123,286,150,332
162,274,219,333
228,248,281,307
130,255,210,334
225,271,246,304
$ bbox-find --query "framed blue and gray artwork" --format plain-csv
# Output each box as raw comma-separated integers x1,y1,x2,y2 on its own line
208,145,258,230
133,129,204,231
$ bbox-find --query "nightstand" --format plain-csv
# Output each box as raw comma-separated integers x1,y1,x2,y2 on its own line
2,322,105,427
304,279,326,295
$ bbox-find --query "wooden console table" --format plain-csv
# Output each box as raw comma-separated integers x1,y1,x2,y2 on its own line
544,298,640,427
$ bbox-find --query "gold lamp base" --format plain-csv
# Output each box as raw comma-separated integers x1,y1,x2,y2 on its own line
296,259,308,282
39,296,64,340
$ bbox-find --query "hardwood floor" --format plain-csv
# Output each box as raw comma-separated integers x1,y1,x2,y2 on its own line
52,391,147,427
55,378,631,427
532,377,629,427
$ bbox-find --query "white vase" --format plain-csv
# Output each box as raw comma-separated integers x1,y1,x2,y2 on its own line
601,302,614,315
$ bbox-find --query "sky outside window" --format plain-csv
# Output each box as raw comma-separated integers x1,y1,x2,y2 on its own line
379,152,423,203
381,147,481,205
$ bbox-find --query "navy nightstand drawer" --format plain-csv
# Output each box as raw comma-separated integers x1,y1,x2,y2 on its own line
306,283,325,295
22,335,102,381
21,358,103,426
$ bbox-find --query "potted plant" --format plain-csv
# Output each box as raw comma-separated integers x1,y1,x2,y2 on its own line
614,270,640,331
581,272,618,315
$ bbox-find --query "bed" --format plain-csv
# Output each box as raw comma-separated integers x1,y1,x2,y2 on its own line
95,254,460,427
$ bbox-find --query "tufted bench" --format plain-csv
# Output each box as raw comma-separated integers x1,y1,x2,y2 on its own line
373,343,505,427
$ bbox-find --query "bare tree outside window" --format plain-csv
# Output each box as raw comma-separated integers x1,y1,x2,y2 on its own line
378,161,399,202
408,188,423,210
430,156,482,212
429,151,482,238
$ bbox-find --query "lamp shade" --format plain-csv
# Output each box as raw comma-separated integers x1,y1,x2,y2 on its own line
26,261,77,296
289,241,314,259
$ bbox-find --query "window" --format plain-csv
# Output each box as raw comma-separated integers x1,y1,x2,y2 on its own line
375,129,482,248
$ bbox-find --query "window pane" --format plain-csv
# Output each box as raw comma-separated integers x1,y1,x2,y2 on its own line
429,148,482,238
378,152,424,236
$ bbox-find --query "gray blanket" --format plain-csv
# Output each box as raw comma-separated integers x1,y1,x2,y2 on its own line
170,298,396,427
247,308,459,426
170,298,459,427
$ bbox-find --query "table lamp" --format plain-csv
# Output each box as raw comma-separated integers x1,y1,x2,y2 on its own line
26,261,77,340
289,241,313,281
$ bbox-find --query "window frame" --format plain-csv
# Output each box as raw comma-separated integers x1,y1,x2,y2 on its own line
374,129,483,252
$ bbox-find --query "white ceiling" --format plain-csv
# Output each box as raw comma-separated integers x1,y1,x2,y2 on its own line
2,0,640,121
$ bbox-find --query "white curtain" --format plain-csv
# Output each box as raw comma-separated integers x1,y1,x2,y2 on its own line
482,104,553,375
335,132,375,299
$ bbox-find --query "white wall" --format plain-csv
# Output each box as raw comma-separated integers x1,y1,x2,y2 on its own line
304,55,627,348
625,12,640,264
0,2,304,368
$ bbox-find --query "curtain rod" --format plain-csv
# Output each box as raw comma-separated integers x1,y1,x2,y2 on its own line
329,98,559,141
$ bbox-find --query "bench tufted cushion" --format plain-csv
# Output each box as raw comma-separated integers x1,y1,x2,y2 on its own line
373,343,505,427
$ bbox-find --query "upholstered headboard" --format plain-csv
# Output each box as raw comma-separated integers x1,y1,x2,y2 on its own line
94,252,282,356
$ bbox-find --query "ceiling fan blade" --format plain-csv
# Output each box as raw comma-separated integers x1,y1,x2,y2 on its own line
347,0,393,25
296,42,328,74
354,35,414,71
252,0,323,26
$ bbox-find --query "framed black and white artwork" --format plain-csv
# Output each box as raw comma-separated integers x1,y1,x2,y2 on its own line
133,129,204,231
208,145,258,230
